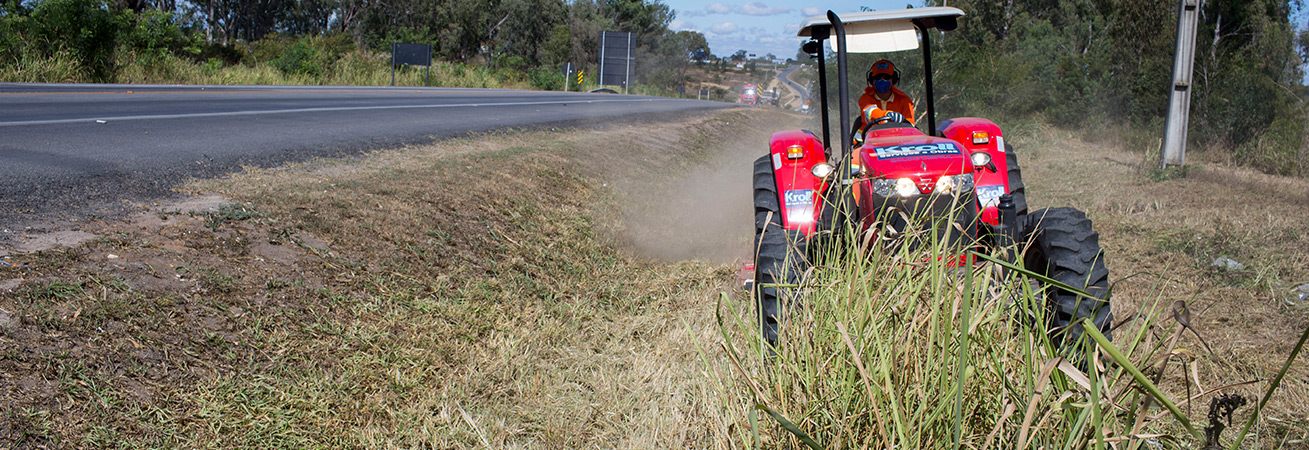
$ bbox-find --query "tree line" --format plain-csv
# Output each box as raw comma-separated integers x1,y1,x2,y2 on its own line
0,0,710,92
922,0,1308,176
818,0,1304,176
4,0,1305,176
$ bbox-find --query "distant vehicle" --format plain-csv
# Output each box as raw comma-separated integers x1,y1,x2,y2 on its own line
740,84,758,105
760,89,781,106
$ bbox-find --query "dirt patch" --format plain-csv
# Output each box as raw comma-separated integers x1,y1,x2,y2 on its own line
3,229,98,253
0,194,230,256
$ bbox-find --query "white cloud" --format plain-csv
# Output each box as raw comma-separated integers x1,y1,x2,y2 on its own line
669,19,698,31
802,7,823,16
740,1,791,15
784,23,800,34
705,3,733,14
710,21,740,34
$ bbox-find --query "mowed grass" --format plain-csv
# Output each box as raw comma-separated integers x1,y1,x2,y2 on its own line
1,108,1306,448
0,109,798,448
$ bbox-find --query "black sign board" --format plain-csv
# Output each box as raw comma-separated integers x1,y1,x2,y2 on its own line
391,43,432,86
598,31,634,89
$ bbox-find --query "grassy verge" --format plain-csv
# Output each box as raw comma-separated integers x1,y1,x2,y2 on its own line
707,119,1309,449
1,108,1305,448
0,108,798,447
713,208,1303,448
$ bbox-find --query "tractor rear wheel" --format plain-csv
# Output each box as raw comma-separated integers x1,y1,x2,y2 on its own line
1023,207,1113,345
1005,143,1028,217
753,155,807,346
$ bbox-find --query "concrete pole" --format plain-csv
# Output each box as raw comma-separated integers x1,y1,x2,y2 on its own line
1162,0,1201,167
599,32,606,89
624,33,632,95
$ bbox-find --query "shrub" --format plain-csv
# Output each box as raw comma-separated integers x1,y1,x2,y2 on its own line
528,66,563,91
26,0,122,80
272,40,322,76
120,9,195,61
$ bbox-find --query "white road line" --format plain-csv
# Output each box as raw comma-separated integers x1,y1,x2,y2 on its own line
0,98,672,127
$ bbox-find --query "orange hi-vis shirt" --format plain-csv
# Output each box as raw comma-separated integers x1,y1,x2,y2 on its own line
858,85,916,125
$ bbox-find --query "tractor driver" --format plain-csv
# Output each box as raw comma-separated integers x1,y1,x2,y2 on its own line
858,59,915,125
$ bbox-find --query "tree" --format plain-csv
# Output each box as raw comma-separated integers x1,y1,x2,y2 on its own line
641,29,708,90
543,23,572,65
486,0,566,67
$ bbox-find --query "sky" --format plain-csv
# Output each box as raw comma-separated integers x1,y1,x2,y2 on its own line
664,2,1309,65
662,1,918,60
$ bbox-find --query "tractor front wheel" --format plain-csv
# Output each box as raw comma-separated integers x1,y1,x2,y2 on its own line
753,155,808,347
1005,143,1028,217
1023,207,1113,345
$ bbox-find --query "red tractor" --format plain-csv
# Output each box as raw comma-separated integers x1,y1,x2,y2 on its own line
751,8,1113,347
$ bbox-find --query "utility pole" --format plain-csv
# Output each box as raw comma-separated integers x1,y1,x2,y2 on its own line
624,32,632,94
1162,0,1201,168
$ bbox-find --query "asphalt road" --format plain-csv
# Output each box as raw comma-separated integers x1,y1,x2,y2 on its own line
0,83,730,228
776,65,808,106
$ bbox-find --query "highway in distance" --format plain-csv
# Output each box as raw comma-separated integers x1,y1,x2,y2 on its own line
0,84,730,227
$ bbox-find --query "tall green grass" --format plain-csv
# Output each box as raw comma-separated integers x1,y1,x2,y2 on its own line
0,46,89,82
715,200,1306,449
2,39,535,89
107,49,528,88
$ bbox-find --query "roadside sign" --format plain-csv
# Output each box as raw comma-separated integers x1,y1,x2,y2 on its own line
391,42,432,86
599,31,634,93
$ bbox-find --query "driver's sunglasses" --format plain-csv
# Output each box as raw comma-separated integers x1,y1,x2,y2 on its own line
870,74,892,81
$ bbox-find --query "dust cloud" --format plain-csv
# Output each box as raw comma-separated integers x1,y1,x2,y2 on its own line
620,149,755,263
613,110,808,264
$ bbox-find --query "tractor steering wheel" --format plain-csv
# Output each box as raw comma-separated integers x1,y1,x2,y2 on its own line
851,112,902,146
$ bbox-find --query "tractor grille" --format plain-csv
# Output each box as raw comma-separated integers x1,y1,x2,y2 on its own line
861,193,980,255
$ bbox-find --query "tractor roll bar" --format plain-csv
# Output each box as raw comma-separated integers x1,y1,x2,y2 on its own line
827,10,853,187
915,20,936,134
812,27,831,153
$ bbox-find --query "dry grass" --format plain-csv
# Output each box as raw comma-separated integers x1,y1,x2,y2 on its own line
0,108,799,448
1,108,1305,448
1010,124,1309,443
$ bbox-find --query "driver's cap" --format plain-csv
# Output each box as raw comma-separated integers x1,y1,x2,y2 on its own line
869,60,895,78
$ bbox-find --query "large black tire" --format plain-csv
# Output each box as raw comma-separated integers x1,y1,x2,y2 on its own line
753,155,808,346
1023,207,1113,345
1005,143,1028,217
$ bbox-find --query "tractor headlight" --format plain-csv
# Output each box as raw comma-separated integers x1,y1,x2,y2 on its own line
896,178,920,197
873,177,920,197
811,162,835,179
970,151,991,167
934,173,975,195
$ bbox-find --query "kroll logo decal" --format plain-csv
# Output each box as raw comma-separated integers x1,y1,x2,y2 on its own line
784,189,814,208
873,142,962,159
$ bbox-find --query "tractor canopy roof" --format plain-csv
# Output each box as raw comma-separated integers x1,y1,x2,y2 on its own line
797,7,964,53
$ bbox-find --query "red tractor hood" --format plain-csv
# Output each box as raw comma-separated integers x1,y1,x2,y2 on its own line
859,134,972,194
